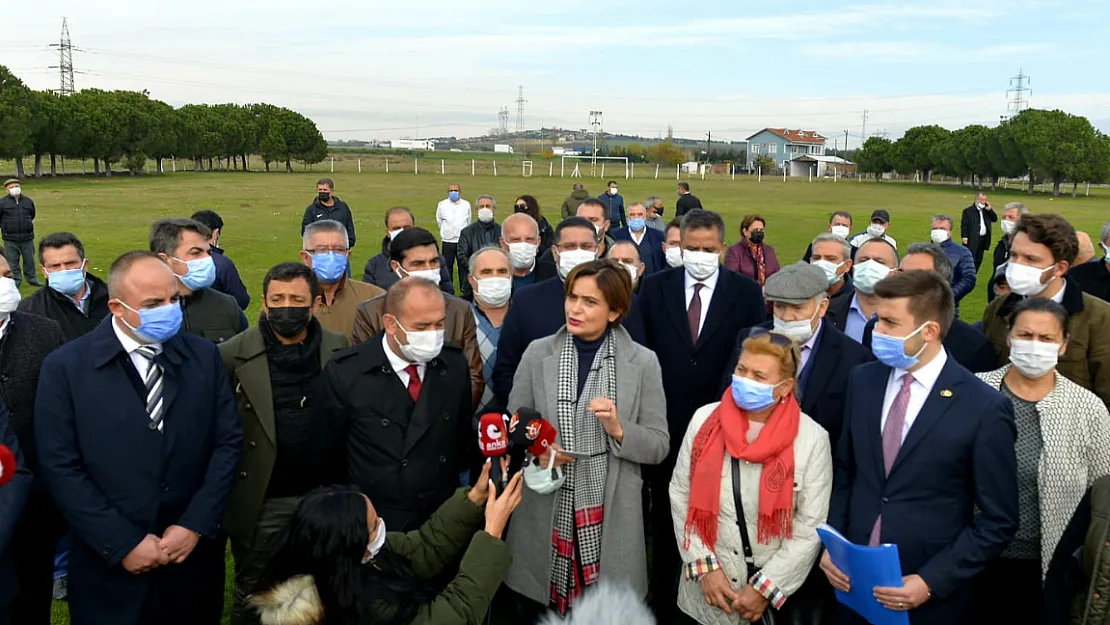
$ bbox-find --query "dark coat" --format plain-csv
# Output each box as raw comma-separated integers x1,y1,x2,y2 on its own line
941,239,977,305
611,226,666,276
0,398,32,609
861,317,997,374
987,234,1013,303
638,266,766,443
301,197,356,247
1070,259,1110,304
725,239,782,285
720,320,871,444
219,323,348,544
559,189,591,220
209,246,250,310
362,237,454,294
0,311,65,471
830,358,1018,625
960,203,998,251
599,192,627,228
181,287,248,344
35,317,243,625
323,336,473,532
490,276,647,411
536,216,555,259
1044,477,1110,625
0,195,35,242
17,273,111,343
675,193,702,216
456,220,502,300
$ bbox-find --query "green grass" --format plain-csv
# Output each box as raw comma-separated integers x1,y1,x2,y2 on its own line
33,170,1110,624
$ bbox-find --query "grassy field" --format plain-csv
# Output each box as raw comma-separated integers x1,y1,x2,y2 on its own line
32,170,1110,624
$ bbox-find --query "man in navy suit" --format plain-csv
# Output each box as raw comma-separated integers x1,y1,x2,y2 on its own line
611,202,665,276
491,216,645,410
822,270,1017,625
0,398,32,625
637,209,766,620
35,251,243,625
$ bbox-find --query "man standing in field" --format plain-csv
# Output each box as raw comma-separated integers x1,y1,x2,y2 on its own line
436,182,471,290
960,192,996,270
301,178,356,253
0,179,42,287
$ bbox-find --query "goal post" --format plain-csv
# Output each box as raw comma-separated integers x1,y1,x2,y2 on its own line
560,155,630,179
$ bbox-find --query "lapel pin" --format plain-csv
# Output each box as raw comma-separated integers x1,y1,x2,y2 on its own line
940,389,953,398
300,396,307,408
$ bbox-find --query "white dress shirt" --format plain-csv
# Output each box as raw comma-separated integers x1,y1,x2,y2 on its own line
976,204,987,236
880,348,949,443
631,229,646,245
684,267,719,336
382,334,425,389
112,316,164,378
1050,280,1066,304
798,319,822,373
435,198,472,243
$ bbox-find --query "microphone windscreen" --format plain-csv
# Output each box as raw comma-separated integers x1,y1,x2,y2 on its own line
477,413,509,457
0,444,15,487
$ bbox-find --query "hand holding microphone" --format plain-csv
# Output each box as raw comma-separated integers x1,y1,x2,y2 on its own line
508,408,574,468
477,413,510,495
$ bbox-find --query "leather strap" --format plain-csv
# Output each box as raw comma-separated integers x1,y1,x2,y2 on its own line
731,457,760,578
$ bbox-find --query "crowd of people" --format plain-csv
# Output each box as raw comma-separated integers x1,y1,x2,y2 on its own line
0,174,1109,625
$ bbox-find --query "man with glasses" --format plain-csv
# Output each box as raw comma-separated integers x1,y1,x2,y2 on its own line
533,199,615,283
490,216,646,410
299,220,383,341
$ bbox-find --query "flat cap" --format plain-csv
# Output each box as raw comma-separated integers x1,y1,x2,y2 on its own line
2,179,19,187
764,262,829,304
870,209,891,223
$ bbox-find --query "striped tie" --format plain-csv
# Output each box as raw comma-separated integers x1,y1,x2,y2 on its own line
135,346,164,432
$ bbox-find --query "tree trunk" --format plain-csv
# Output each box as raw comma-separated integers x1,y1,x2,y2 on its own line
14,157,25,178
157,158,164,174
922,169,931,185
991,175,999,189
50,154,57,176
104,158,112,176
242,154,249,171
207,158,214,171
1028,171,1035,195
93,158,100,175
285,159,293,173
1072,182,1078,198
1052,176,1061,197
33,155,43,177
264,160,270,172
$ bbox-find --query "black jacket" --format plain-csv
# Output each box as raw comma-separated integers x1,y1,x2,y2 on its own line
210,246,250,310
537,216,556,259
987,234,1013,303
362,237,454,294
862,316,997,374
323,335,473,532
0,311,65,471
457,221,502,300
181,287,247,344
675,193,702,216
960,203,998,250
1069,260,1110,305
301,197,356,247
17,274,111,343
0,195,35,242
0,398,30,608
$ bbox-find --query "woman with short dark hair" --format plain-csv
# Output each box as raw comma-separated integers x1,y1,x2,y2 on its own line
725,215,780,305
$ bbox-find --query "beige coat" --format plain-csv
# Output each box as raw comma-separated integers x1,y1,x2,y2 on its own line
670,402,832,625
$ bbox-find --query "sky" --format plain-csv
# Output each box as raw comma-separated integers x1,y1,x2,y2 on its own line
6,0,1109,146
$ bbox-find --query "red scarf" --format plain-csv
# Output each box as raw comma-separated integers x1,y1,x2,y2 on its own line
684,389,799,551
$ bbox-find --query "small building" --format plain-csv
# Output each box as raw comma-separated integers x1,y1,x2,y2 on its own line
746,128,826,169
788,154,855,178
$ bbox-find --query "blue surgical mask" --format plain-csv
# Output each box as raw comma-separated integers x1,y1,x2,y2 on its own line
730,375,783,412
871,323,929,370
173,255,216,291
311,252,347,283
47,263,87,296
117,300,183,344
629,217,646,232
448,191,461,202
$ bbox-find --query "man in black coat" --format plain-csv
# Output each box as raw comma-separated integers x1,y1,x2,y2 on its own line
0,179,41,287
637,209,765,620
301,178,356,253
189,210,250,310
362,207,453,294
674,181,702,216
0,256,65,625
456,195,502,301
18,232,111,343
0,397,33,625
323,277,472,532
1069,220,1110,304
35,251,242,625
960,192,997,270
988,201,1024,302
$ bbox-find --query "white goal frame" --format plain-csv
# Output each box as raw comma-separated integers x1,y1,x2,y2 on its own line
560,155,630,179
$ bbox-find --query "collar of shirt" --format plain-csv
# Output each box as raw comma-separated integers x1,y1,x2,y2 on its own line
111,315,162,356
684,265,720,293
72,280,92,312
801,319,822,353
631,229,646,245
0,315,10,341
893,346,948,391
848,293,864,317
1050,281,1066,304
380,333,424,383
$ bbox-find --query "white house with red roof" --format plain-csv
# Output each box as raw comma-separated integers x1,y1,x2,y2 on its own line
746,128,826,169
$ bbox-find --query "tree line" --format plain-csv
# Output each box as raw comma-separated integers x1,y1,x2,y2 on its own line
854,109,1110,196
0,65,328,177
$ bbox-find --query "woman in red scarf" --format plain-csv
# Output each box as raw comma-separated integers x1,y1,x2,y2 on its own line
669,332,832,625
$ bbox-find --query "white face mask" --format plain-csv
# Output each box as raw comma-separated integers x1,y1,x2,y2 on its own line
507,242,537,270
773,307,819,343
0,277,20,319
621,262,640,287
867,223,887,238
1006,261,1056,297
930,229,951,244
664,246,684,268
388,228,404,241
522,452,566,495
396,265,441,284
853,259,891,294
557,249,596,279
1001,220,1018,236
477,208,494,223
476,276,512,307
1009,339,1061,379
362,518,387,564
683,250,720,281
392,320,445,364
7,186,20,198
830,225,850,239
812,259,844,286
976,202,985,209
608,187,618,196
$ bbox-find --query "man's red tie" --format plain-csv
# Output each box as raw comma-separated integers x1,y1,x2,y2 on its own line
405,364,422,403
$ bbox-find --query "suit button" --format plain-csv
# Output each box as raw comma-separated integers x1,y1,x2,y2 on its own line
381,419,390,427
160,483,169,492
689,359,697,366
881,497,889,503
401,459,409,468
244,403,252,410
238,471,248,479
148,422,158,431
102,547,111,556
248,441,257,449
443,413,450,421
440,455,447,464
732,578,738,583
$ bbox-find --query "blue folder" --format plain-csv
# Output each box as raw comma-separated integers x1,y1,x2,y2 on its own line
816,523,910,625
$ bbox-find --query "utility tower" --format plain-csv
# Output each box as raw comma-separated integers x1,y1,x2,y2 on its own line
1007,69,1031,117
498,107,509,136
48,18,76,95
589,111,603,173
861,109,869,140
515,86,527,133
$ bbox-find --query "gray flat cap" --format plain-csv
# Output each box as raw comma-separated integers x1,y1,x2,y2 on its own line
764,262,829,304
2,179,19,187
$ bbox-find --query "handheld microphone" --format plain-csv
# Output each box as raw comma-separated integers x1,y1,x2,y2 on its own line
508,407,557,460
0,444,16,487
477,413,509,495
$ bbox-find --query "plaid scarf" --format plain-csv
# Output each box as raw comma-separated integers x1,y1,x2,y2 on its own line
747,240,767,285
550,330,615,614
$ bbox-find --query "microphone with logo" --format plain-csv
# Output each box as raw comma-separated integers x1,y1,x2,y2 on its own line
507,407,557,468
477,412,510,495
0,444,17,487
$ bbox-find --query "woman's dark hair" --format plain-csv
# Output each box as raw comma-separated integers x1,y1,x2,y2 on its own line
256,485,436,625
565,259,633,325
1008,297,1070,338
389,227,439,264
515,194,542,220
741,214,766,233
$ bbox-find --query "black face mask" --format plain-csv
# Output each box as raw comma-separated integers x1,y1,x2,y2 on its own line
267,307,312,338
318,191,331,202
515,204,528,213
749,230,766,244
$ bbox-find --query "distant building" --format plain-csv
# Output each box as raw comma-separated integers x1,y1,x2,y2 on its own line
389,139,437,151
746,128,826,169
788,154,855,178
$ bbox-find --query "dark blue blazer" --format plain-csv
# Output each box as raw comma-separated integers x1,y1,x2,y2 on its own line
611,226,666,276
35,318,242,625
862,317,997,374
0,398,31,608
210,246,250,310
639,266,766,444
720,320,872,445
829,357,1018,624
491,277,646,410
